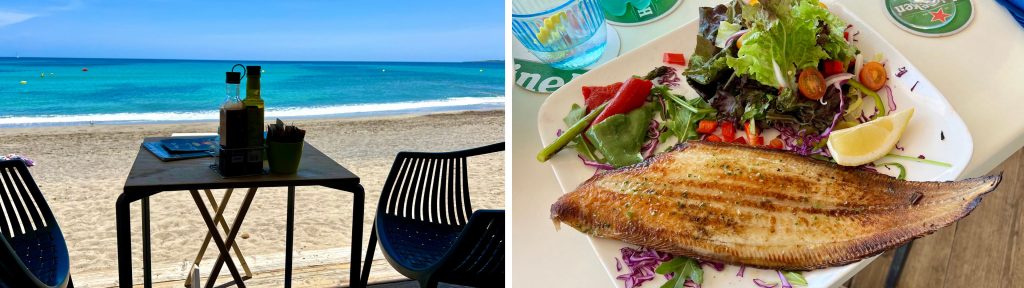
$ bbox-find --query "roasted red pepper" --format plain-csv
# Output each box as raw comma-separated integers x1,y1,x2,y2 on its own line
582,82,623,113
592,77,653,125
706,135,722,142
663,53,686,66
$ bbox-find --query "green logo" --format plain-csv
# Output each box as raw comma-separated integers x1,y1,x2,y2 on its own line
514,59,586,94
885,0,974,37
600,0,681,25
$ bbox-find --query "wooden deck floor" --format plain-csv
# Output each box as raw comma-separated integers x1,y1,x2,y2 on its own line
850,148,1024,288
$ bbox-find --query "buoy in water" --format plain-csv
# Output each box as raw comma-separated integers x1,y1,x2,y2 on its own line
19,80,27,85
81,68,88,72
40,73,45,78
382,69,386,72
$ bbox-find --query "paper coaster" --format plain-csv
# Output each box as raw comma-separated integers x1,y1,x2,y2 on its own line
885,0,974,37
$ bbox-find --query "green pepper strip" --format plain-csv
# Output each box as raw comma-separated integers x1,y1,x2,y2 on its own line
537,103,608,162
884,154,953,168
847,79,887,120
876,162,907,180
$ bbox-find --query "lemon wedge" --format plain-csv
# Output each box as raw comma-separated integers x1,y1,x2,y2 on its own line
827,108,914,166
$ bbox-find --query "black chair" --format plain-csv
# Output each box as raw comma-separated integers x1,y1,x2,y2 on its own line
0,160,72,288
361,143,505,288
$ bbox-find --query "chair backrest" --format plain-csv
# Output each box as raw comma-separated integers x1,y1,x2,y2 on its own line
377,143,504,226
0,160,69,288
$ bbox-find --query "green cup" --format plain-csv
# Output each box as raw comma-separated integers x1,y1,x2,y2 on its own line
267,141,303,174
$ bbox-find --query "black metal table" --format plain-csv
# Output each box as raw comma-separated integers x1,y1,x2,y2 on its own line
116,137,365,288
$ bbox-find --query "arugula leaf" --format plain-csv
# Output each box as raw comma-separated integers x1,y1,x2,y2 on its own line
563,104,600,161
655,257,687,275
585,103,655,167
655,88,715,143
783,271,809,286
657,257,704,288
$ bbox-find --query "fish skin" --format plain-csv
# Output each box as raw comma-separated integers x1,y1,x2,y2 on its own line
551,141,1001,270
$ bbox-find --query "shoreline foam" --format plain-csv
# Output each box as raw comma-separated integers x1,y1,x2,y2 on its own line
0,96,505,127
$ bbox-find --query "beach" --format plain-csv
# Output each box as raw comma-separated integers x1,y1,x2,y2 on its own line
0,110,504,286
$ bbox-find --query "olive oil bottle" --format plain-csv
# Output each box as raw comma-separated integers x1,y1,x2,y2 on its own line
243,65,264,147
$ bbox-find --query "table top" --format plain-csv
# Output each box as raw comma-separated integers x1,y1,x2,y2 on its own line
123,137,359,194
509,0,1024,287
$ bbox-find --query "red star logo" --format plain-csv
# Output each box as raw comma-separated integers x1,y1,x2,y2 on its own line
930,8,952,23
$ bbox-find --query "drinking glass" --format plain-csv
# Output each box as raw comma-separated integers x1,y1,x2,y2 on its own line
512,0,607,70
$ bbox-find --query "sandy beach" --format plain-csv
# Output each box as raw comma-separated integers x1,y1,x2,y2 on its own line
0,110,504,286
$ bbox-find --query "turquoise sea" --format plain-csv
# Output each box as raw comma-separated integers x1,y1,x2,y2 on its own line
0,58,504,127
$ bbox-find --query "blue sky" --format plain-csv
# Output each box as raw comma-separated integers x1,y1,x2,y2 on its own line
0,0,503,62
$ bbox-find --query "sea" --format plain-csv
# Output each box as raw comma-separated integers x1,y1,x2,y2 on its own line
0,57,505,127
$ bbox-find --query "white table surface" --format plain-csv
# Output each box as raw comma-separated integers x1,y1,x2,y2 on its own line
508,0,1024,287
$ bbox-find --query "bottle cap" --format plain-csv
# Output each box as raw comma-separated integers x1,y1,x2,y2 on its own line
246,65,261,77
226,72,241,84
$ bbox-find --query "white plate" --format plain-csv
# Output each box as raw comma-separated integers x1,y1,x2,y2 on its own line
535,2,973,288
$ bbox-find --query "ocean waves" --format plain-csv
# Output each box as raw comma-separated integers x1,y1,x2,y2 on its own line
0,96,505,126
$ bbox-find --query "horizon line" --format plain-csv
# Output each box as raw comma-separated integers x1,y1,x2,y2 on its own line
3,56,504,63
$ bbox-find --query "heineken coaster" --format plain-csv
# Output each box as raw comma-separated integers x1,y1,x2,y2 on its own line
513,26,621,94
602,0,682,26
885,0,974,37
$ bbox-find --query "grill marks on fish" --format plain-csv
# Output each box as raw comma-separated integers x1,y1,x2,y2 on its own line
551,141,1002,270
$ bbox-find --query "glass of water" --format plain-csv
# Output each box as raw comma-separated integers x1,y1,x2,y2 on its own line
512,0,607,70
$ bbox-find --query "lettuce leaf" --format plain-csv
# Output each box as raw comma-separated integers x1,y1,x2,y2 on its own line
726,0,854,107
727,0,825,88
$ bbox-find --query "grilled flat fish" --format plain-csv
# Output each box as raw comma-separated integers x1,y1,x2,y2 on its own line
551,141,1000,270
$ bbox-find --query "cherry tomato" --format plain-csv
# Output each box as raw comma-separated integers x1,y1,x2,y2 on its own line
859,61,888,91
798,68,826,100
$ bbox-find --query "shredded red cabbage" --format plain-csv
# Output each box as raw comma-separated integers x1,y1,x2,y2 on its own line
737,266,747,277
699,260,725,272
647,120,661,139
895,142,905,151
753,279,777,288
642,120,661,159
881,85,896,113
616,247,673,288
911,80,919,91
578,155,613,170
896,67,908,77
684,279,701,288
918,154,926,159
657,66,682,88
819,81,848,137
556,129,564,137
776,80,846,157
777,271,793,288
616,257,623,271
